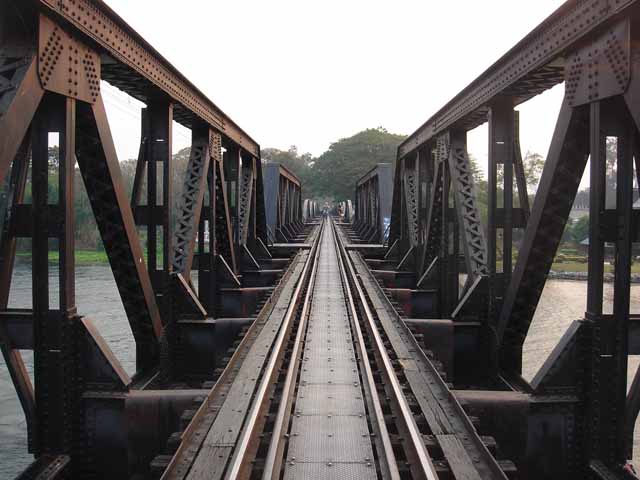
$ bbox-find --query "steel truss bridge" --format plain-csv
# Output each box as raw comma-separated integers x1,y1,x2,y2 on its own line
2,0,640,479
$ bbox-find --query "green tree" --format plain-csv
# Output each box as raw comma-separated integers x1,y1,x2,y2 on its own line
496,150,545,190
305,127,406,200
606,136,617,191
570,215,589,243
468,153,484,185
522,151,545,188
261,146,312,179
468,153,488,223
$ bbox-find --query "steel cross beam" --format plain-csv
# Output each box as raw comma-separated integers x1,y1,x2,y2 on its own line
398,0,637,159
37,0,260,156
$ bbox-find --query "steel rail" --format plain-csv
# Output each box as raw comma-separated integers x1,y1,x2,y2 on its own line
329,218,401,480
333,219,439,480
398,0,638,158
226,220,325,479
347,244,508,479
260,219,324,479
160,226,321,479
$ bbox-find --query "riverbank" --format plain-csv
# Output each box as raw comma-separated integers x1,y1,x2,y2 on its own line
16,250,109,265
549,261,640,282
11,253,640,280
549,270,640,283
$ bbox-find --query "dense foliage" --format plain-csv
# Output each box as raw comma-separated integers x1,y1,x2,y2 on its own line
13,126,601,255
262,127,406,201
10,146,193,251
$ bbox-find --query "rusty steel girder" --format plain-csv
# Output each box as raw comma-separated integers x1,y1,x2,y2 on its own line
353,164,393,244
263,163,305,244
0,1,299,478
369,1,640,479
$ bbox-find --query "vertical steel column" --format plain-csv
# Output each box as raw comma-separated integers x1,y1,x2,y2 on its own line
585,99,608,468
586,98,635,470
143,101,173,315
215,145,237,274
400,154,419,272
197,133,222,312
172,126,211,279
613,109,634,467
31,94,76,455
76,97,163,375
440,153,453,317
223,143,240,269
488,97,515,317
400,157,407,253
448,131,489,284
418,147,431,266
418,139,445,286
254,157,268,249
513,112,531,221
248,155,257,247
238,151,256,249
496,99,589,374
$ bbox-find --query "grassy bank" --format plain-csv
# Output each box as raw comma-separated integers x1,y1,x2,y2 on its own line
551,262,640,274
17,250,109,265
13,252,640,273
493,260,640,274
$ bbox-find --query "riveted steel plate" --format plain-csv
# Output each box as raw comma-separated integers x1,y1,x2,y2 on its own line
304,328,352,346
284,225,375,479
299,359,359,385
287,416,373,463
38,14,100,103
295,384,365,416
283,462,377,480
566,19,631,106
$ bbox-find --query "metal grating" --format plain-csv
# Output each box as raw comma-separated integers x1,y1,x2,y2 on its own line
284,224,376,479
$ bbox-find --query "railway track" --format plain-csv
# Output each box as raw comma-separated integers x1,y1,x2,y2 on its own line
159,217,516,479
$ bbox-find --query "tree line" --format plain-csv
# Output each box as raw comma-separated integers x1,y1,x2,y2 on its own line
6,126,604,253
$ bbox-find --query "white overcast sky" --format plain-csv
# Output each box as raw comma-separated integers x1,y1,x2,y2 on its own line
101,0,569,179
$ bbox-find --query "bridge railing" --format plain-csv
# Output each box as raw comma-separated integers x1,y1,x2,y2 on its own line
383,0,640,475
0,2,299,476
263,163,304,243
353,163,393,244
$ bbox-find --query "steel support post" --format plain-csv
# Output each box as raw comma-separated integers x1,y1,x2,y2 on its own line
254,159,268,253
219,145,238,274
418,141,444,288
142,101,174,317
399,154,419,273
76,97,163,375
172,126,211,279
197,132,222,314
31,93,77,455
488,97,515,318
497,100,589,374
224,143,241,272
586,98,635,472
513,112,531,222
418,147,431,270
440,150,455,317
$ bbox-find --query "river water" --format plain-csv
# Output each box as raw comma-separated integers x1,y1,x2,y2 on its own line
1,264,640,477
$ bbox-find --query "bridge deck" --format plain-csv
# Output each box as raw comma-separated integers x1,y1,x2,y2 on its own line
283,221,376,478
161,218,512,479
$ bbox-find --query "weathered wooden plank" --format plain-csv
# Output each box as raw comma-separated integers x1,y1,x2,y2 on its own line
438,434,483,480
